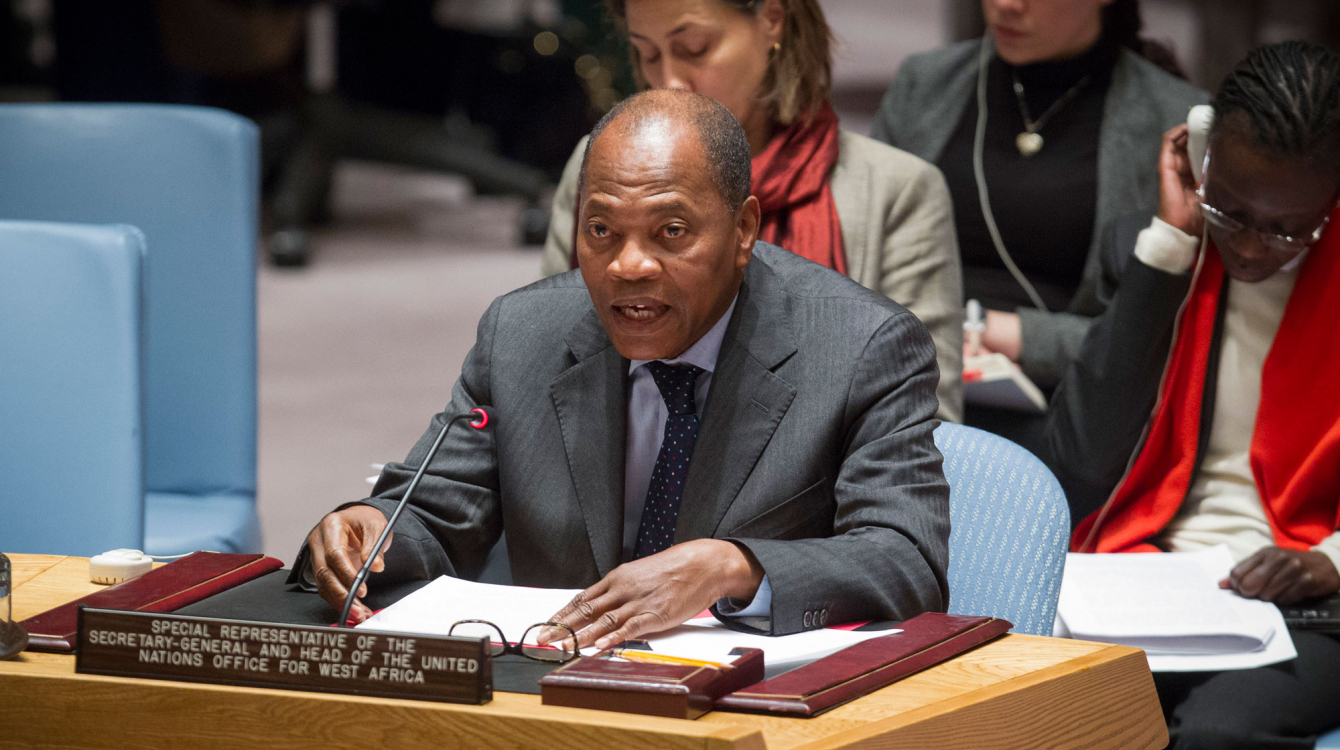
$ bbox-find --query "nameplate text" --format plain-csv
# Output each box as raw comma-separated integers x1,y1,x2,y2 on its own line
76,607,492,704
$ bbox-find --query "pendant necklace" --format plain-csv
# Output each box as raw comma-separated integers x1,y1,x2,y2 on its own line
1011,69,1092,157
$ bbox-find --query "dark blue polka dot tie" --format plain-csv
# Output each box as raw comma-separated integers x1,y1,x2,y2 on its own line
633,361,705,560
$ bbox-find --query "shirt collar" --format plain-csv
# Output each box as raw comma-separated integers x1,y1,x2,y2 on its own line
629,295,738,376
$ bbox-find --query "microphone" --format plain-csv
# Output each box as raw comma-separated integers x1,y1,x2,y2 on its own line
338,406,492,628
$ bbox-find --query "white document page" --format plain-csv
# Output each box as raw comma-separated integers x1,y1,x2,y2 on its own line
360,576,899,674
1057,546,1296,671
360,576,583,645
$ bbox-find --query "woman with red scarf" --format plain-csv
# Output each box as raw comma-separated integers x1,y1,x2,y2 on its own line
1046,42,1340,748
540,0,963,421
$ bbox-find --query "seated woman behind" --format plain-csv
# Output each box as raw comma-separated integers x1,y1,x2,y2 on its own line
541,0,964,421
871,0,1204,443
1046,42,1340,749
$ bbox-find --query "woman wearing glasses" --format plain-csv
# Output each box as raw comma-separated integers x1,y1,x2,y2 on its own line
1045,42,1340,748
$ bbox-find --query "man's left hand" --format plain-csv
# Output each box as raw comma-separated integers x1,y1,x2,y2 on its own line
1220,546,1340,605
537,539,764,651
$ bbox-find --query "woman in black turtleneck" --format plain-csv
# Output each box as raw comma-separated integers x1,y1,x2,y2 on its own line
872,0,1206,438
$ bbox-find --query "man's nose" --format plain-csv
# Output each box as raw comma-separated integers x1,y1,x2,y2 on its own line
608,240,660,280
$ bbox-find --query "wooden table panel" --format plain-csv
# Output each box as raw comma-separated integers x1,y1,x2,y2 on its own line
0,554,1166,750
9,553,67,591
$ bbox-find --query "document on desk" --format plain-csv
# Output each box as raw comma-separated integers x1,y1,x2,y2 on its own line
360,576,898,675
1056,545,1296,671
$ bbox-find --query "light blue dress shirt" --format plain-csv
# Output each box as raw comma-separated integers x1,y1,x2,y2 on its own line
623,296,771,620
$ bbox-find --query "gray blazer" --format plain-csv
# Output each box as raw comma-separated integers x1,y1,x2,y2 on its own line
541,132,965,422
314,243,951,636
871,38,1207,387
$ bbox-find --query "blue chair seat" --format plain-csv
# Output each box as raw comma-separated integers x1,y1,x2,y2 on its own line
1317,728,1340,749
145,492,261,556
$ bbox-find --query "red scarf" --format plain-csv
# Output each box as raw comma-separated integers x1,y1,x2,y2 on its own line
570,103,845,272
1073,208,1340,554
751,102,846,274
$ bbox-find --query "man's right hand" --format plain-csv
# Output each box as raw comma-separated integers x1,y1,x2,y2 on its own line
306,505,391,624
1157,123,1205,238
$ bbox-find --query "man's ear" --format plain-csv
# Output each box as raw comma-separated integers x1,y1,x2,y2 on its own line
734,195,761,269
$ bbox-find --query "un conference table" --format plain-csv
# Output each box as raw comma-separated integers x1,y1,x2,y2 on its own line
1,554,1167,750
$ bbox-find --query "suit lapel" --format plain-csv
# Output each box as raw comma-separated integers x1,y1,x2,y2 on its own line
550,308,628,577
675,254,798,542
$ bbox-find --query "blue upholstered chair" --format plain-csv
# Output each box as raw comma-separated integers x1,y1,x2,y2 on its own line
0,221,146,557
934,423,1070,636
0,104,261,555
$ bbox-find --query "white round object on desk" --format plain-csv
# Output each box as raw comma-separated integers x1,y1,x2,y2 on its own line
89,549,153,584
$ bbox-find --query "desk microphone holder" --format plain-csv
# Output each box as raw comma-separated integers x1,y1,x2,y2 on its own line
0,553,28,659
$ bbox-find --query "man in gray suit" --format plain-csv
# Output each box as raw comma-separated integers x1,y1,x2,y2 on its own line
300,90,949,647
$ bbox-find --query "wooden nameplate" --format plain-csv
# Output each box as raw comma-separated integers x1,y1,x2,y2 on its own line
541,647,765,719
76,607,493,704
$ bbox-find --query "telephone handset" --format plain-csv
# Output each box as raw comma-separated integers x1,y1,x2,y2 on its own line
1187,104,1214,183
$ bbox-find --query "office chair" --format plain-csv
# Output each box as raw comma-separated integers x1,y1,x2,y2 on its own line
0,104,261,556
936,423,1070,636
0,221,146,557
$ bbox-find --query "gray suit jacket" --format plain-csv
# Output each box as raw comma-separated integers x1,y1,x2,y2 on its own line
310,243,951,636
541,132,965,423
871,38,1207,388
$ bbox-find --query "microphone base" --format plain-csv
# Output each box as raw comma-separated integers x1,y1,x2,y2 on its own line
0,621,28,660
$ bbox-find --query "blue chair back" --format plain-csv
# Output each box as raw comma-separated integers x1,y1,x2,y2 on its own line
935,423,1069,636
0,221,146,556
0,104,260,553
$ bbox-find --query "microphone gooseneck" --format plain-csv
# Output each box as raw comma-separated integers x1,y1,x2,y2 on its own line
338,407,491,628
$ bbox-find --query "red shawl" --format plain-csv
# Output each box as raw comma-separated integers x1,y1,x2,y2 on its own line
1073,208,1340,553
751,102,846,274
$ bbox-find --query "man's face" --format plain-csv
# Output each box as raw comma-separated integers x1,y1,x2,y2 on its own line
578,117,758,361
1203,119,1340,283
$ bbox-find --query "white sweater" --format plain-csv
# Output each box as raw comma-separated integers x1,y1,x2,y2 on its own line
1133,218,1340,570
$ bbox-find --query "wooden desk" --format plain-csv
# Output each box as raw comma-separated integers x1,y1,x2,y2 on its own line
0,554,1167,750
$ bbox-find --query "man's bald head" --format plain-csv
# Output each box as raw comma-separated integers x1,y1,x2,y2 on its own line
580,90,752,213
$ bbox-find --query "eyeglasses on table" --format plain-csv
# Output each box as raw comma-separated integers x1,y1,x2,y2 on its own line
448,619,580,664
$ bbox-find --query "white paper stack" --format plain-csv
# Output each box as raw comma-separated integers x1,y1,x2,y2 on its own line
1056,546,1296,671
360,576,898,676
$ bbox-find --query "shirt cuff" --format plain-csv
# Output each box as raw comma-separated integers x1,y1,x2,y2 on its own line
715,575,771,618
1134,217,1200,275
1311,534,1340,581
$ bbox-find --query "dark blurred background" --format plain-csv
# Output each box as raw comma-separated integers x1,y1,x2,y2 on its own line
1,0,1334,562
